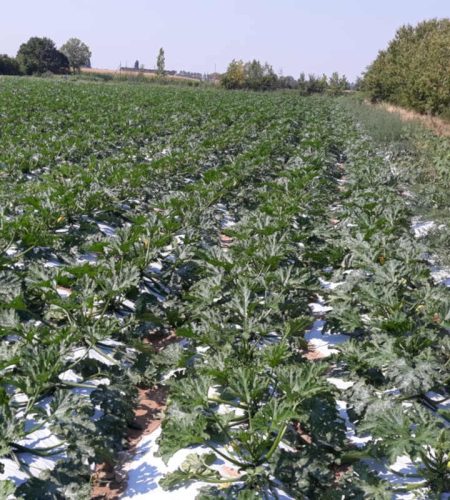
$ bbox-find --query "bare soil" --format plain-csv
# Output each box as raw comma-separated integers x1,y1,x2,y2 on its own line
91,386,168,499
304,346,329,361
91,332,176,499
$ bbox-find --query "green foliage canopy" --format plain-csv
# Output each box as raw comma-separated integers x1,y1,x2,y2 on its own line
328,71,350,95
221,62,350,94
60,37,92,72
16,37,70,75
221,59,278,90
156,47,166,76
221,59,246,89
0,54,21,75
363,18,450,115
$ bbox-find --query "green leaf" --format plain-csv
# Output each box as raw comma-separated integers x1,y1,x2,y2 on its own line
159,452,221,491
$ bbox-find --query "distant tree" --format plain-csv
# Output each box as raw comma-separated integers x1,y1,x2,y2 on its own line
297,72,308,95
221,59,279,90
17,37,70,75
221,59,246,89
352,76,363,91
328,71,350,95
340,74,350,90
261,63,278,90
222,61,354,94
0,54,21,75
156,48,165,76
278,75,298,89
306,74,328,94
134,60,139,70
244,60,265,90
328,71,340,92
60,38,91,72
243,60,278,90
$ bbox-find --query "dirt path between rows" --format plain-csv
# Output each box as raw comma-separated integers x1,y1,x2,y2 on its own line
91,386,168,499
91,333,175,500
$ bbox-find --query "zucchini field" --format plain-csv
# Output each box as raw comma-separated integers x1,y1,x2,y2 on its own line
0,78,448,499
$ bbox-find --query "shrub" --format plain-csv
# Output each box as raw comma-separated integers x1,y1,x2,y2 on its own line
0,54,21,75
221,60,278,91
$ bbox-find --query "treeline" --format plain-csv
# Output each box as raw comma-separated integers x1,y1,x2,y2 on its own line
0,37,91,76
221,59,351,94
363,18,450,115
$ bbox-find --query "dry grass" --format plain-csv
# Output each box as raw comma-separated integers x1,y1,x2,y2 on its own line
81,67,119,75
80,67,199,82
368,100,450,138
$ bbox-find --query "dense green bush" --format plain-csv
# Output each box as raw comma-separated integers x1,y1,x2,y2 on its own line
60,38,92,72
221,59,278,90
17,37,70,75
328,71,351,95
0,54,21,75
363,18,450,115
221,60,351,94
298,72,328,95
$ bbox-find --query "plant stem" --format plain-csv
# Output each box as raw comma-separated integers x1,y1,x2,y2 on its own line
393,481,428,492
263,423,287,463
11,442,65,456
206,443,250,469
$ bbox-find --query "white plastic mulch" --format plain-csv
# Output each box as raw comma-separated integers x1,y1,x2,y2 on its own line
122,428,292,499
122,428,215,499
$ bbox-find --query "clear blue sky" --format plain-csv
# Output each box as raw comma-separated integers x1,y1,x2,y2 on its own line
2,0,449,80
